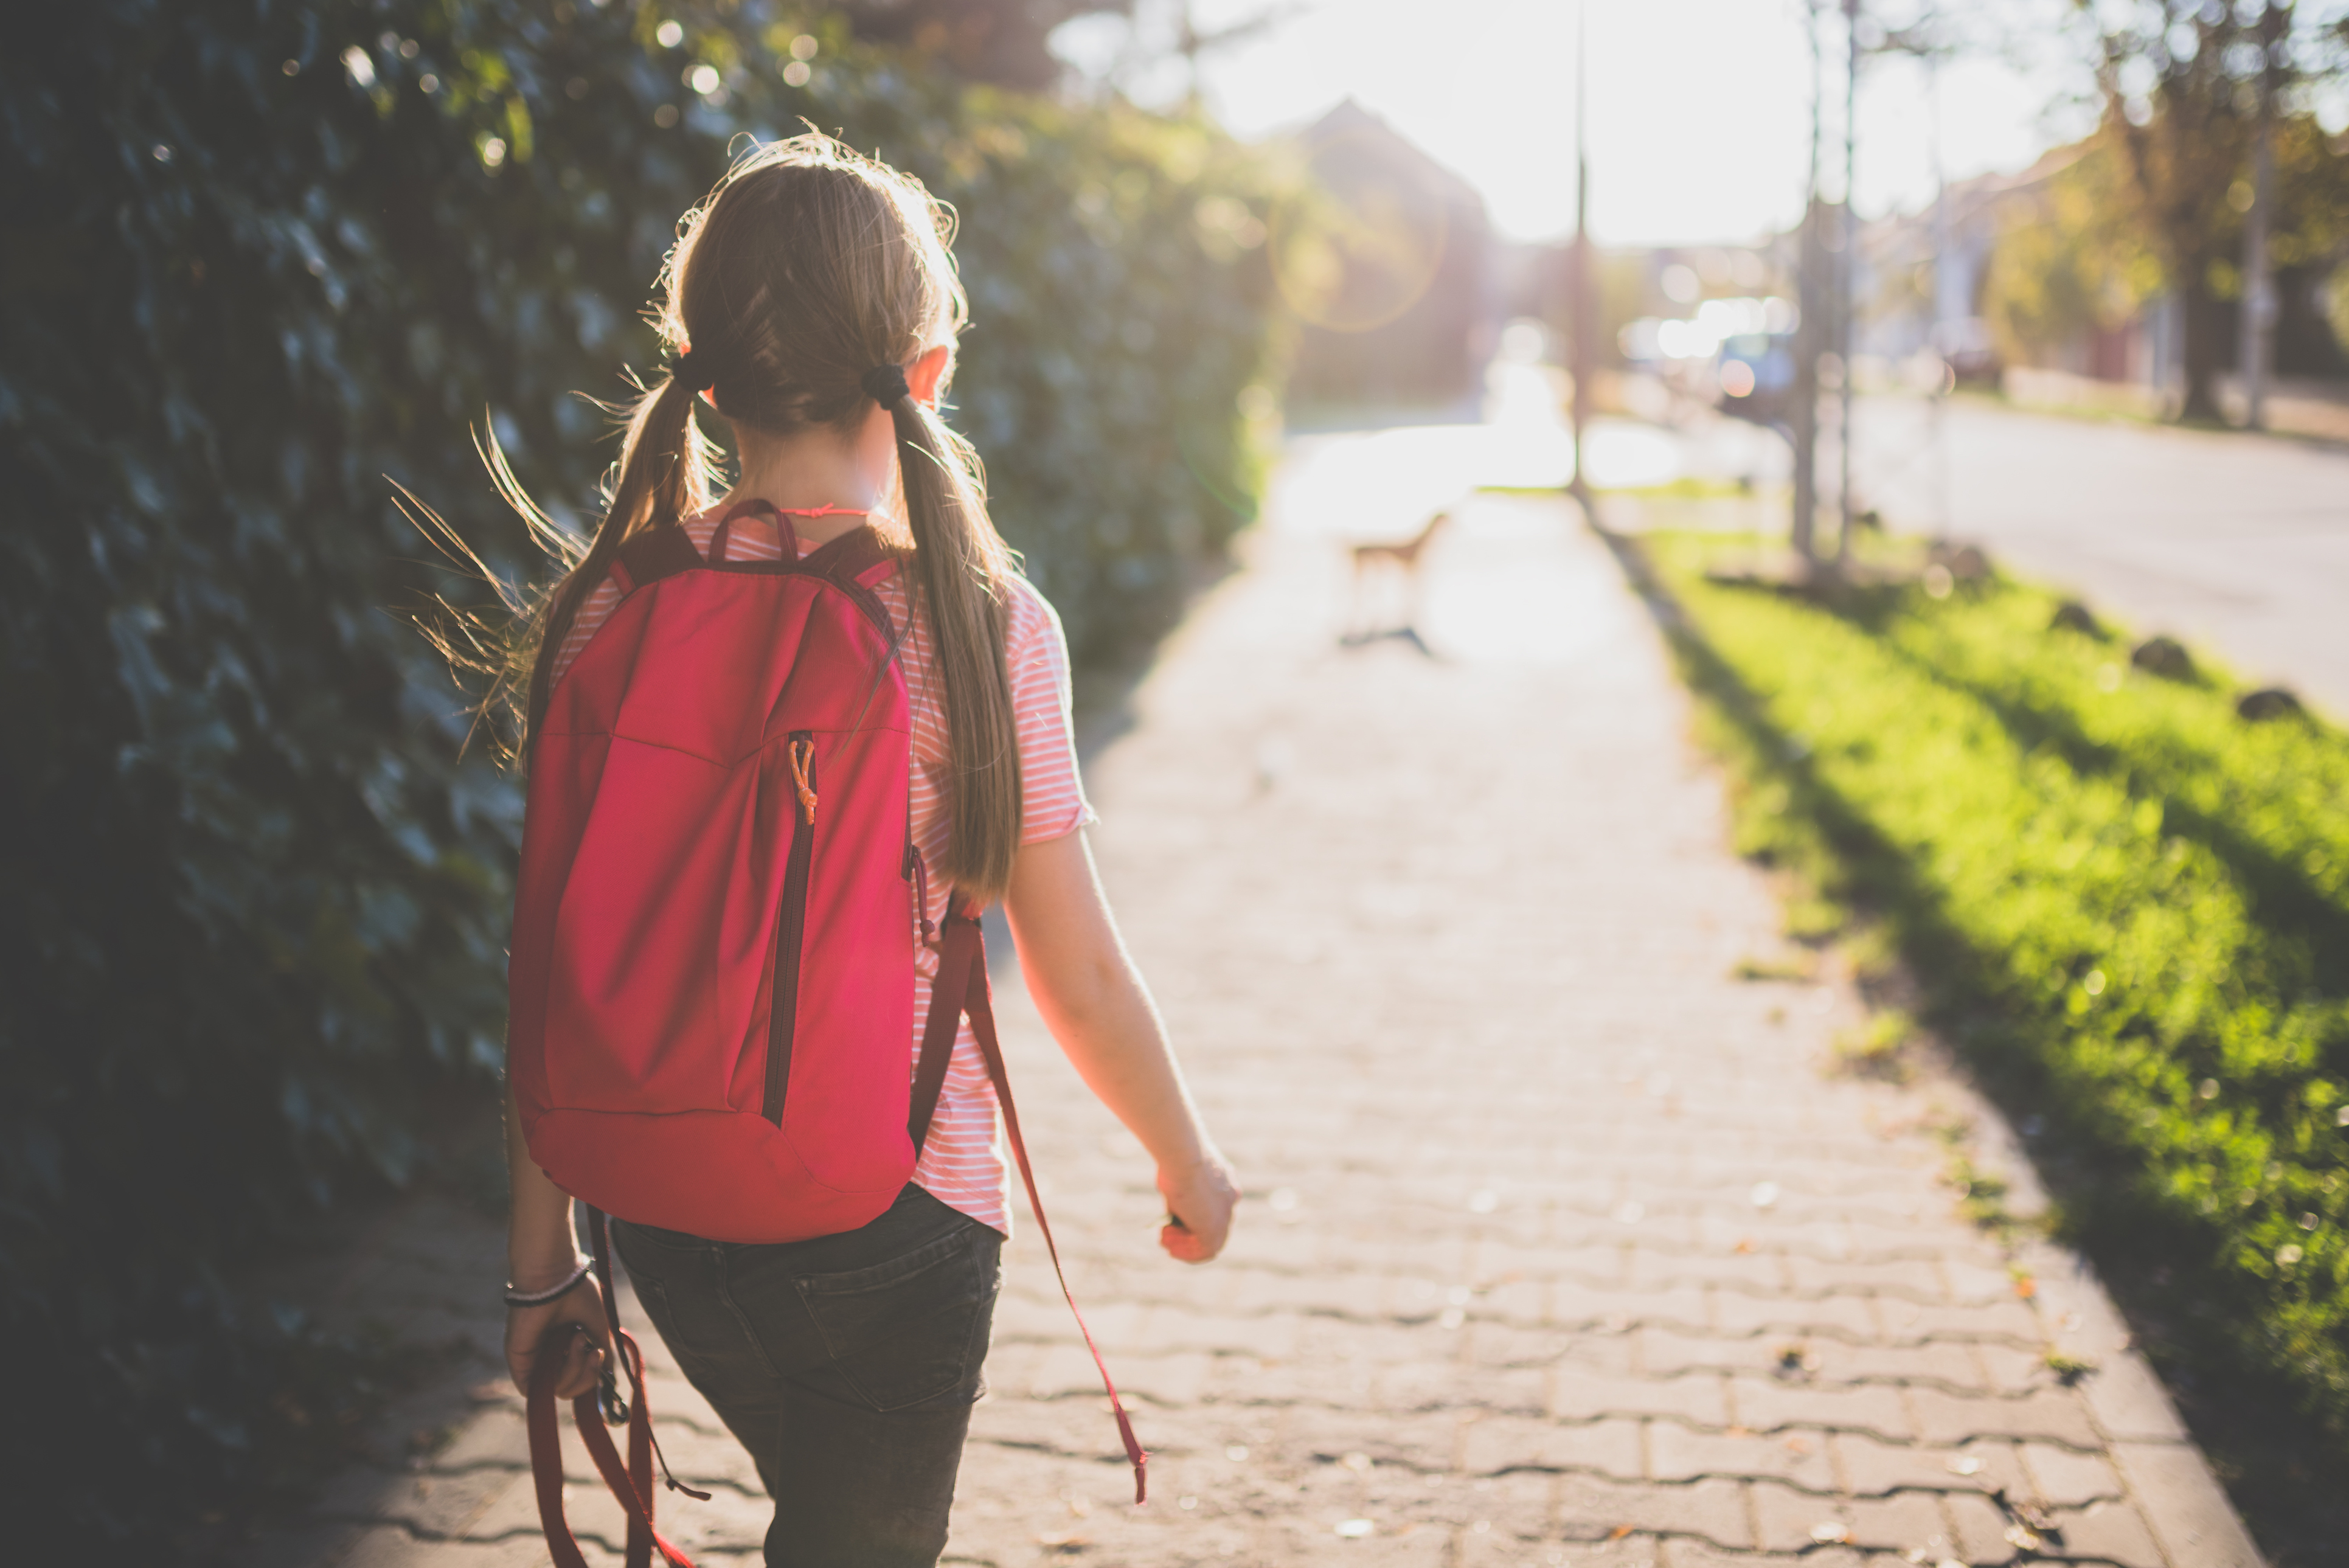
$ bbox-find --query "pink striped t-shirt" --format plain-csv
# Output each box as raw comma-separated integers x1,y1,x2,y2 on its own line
547,505,1095,1235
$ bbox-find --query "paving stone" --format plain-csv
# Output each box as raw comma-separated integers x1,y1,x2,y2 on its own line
1749,1479,1948,1558
1550,1371,1731,1428
1378,1362,1547,1418
1830,1432,2026,1499
1750,1480,1864,1556
1872,1297,2042,1345
1634,1329,1784,1379
1974,1339,2055,1395
328,1464,529,1544
1724,1376,1912,1440
334,1526,550,1567
1781,1255,1949,1300
1280,1404,1467,1472
1707,1289,1878,1341
2049,1498,2169,1568
1647,1420,1835,1492
1941,1257,2021,1305
2018,1439,2125,1506
1807,1337,1985,1393
1457,1414,1646,1480
1905,1386,2100,1449
1555,1281,1712,1334
2112,1440,2267,1568
1420,1471,1558,1564
1638,1330,1980,1396
1662,1543,1863,1568
2078,1347,2196,1446
641,1486,773,1553
1478,1319,1637,1374
1551,1474,1753,1550
1943,1489,2027,1567
1837,1491,1955,1556
1628,1248,1794,1291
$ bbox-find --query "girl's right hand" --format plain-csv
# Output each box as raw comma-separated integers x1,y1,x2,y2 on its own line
1158,1153,1240,1263
504,1274,617,1401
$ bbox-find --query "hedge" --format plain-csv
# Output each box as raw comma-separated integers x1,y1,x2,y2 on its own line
1640,535,2349,1449
0,2,1286,1555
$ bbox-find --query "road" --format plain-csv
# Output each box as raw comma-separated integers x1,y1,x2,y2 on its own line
1842,396,2349,716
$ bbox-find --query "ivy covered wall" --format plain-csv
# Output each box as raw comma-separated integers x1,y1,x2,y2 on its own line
0,1,1286,1554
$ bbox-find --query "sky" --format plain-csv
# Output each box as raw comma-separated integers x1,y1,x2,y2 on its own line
1052,0,2101,248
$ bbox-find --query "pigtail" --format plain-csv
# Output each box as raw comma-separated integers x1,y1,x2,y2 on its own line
886,388,1024,903
522,370,716,741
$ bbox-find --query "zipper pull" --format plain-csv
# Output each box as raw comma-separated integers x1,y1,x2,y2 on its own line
789,737,817,824
908,844,936,949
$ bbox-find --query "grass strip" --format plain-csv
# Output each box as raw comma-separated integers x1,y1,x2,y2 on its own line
1633,532,2349,1450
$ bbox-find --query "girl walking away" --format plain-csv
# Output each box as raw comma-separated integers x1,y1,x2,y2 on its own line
494,135,1240,1567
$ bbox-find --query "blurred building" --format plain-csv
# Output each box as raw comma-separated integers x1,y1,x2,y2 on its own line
1856,142,2348,426
1849,158,2061,385
1283,101,1501,420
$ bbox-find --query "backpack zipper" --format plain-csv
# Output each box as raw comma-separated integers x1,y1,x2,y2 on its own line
763,733,818,1125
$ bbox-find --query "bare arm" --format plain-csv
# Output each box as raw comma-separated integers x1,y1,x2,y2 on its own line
1004,830,1239,1262
502,1081,614,1396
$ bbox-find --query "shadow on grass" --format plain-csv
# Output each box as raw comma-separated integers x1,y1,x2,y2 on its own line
1865,628,2349,1014
1809,578,2349,1010
1591,526,2349,1568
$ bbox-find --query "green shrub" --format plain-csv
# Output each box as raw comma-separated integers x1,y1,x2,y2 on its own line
1,1,1285,1554
1642,536,2349,1435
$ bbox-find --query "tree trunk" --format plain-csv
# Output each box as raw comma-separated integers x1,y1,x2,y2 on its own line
2177,274,2227,422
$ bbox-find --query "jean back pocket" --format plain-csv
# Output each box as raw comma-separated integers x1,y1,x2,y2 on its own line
793,1223,999,1412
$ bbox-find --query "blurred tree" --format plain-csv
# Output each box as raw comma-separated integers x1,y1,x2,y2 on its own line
1982,142,2162,368
1982,114,2349,381
825,0,1126,89
0,1,1285,1557
2247,111,2349,378
2074,0,2349,418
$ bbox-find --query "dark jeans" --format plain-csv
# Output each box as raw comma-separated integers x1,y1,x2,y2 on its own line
614,1184,1002,1567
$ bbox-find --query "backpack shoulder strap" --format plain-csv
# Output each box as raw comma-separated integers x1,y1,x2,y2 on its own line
800,523,895,587
799,525,899,642
606,526,704,597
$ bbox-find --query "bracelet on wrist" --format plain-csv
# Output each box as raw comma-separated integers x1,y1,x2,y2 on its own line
504,1255,593,1308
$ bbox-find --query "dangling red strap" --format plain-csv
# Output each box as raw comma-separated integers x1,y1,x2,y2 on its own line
934,902,1150,1504
528,1326,703,1567
526,1338,594,1568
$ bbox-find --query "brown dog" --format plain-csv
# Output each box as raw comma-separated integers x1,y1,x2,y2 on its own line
1346,510,1450,642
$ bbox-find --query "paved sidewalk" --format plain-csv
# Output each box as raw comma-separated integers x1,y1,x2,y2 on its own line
255,477,2264,1566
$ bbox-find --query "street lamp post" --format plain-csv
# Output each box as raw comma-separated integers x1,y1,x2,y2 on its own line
1790,0,1823,567
2241,10,2278,431
1834,0,1859,569
1569,0,1595,522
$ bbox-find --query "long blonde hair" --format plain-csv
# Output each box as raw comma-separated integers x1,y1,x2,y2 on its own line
522,136,1023,900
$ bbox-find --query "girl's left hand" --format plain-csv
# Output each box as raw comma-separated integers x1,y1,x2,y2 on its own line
505,1274,616,1401
1157,1153,1240,1263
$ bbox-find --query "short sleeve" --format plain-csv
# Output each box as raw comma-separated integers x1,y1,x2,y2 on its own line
547,575,623,689
1004,578,1097,844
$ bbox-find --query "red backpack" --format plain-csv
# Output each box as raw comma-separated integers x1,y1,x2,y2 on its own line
507,501,1143,1567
